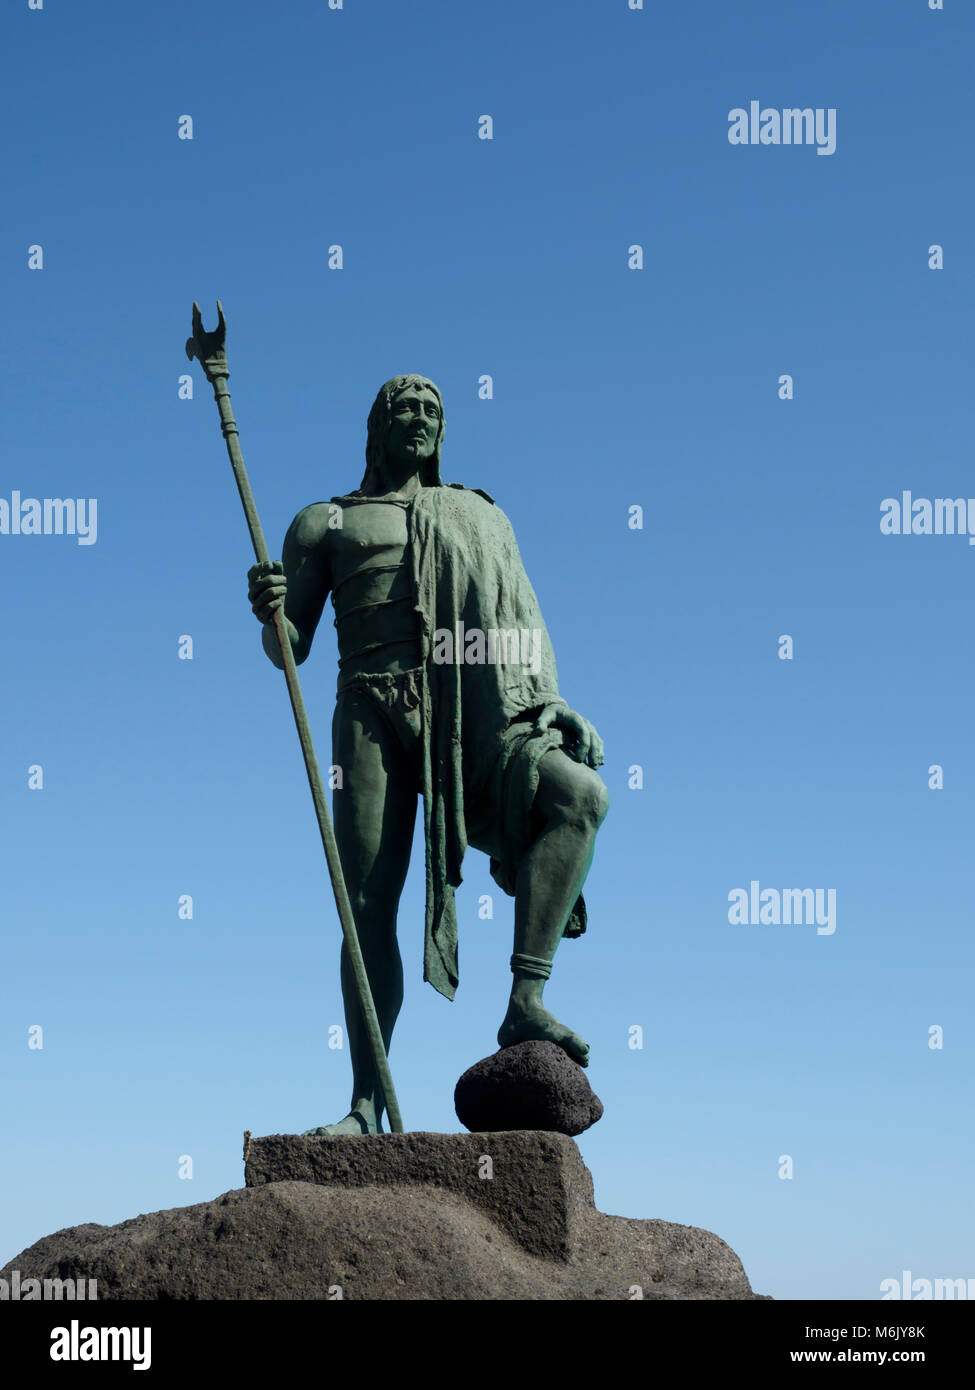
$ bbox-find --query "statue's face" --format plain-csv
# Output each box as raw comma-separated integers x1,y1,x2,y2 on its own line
385,385,442,469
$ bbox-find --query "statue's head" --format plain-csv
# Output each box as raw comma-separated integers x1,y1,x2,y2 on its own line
360,374,445,492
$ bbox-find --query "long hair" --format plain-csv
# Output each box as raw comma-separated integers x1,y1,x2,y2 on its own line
358,374,446,493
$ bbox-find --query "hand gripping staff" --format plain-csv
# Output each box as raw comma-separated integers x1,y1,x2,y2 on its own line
186,301,404,1134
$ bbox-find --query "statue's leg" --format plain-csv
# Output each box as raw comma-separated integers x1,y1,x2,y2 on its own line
303,688,418,1136
498,747,608,1067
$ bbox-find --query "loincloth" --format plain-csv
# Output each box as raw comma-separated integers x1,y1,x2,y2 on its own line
335,666,424,770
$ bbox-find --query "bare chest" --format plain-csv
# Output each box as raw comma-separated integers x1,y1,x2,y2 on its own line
329,500,410,590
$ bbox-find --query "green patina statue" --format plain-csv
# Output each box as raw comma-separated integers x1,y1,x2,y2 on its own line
247,376,608,1136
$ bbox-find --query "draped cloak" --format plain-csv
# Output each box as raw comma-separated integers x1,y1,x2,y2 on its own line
392,483,586,1000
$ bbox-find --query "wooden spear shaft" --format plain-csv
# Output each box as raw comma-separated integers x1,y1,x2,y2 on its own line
186,300,404,1135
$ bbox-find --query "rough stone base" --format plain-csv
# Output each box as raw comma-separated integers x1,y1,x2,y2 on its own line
3,1131,768,1300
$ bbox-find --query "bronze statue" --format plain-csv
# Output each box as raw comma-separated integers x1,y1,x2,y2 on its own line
248,375,608,1135
188,305,607,1138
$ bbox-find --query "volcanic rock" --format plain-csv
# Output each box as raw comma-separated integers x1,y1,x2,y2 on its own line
2,1131,769,1300
455,1040,603,1136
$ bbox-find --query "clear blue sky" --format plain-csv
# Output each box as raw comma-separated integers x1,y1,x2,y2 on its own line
1,0,972,1301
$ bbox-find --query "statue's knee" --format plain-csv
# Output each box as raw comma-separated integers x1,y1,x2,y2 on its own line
590,775,610,829
564,770,609,833
349,890,399,939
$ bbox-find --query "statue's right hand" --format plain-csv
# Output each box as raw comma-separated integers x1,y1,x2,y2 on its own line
248,560,286,624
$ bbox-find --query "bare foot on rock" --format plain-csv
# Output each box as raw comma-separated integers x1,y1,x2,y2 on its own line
497,1001,590,1068
302,1107,382,1137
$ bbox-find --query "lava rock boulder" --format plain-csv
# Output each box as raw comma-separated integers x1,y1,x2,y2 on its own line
455,1040,603,1136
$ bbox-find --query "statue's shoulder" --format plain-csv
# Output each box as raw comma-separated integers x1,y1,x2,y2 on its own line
286,500,339,545
437,484,517,540
445,482,496,505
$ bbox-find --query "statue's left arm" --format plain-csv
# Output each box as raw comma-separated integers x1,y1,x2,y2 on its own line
487,498,605,771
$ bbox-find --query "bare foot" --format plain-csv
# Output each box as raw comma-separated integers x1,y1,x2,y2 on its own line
498,1001,590,1067
302,1108,382,1137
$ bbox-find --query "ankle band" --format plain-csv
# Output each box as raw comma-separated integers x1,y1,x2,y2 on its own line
510,952,552,980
